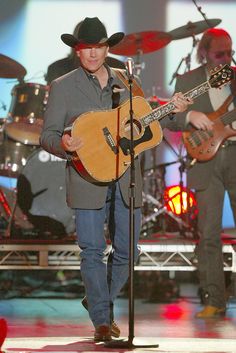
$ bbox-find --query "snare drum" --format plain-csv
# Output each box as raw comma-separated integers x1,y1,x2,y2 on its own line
6,82,49,145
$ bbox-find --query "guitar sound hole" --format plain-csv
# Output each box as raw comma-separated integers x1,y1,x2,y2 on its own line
124,119,142,138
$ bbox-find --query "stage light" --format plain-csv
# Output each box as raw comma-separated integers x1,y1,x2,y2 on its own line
164,184,197,217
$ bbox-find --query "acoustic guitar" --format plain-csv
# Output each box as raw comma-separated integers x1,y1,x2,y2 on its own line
67,64,234,182
183,95,236,161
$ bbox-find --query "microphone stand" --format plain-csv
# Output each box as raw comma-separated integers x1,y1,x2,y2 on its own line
105,61,158,349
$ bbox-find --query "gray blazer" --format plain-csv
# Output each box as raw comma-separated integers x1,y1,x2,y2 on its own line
170,65,236,190
40,66,143,209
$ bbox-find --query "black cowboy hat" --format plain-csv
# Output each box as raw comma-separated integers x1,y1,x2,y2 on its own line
61,17,124,48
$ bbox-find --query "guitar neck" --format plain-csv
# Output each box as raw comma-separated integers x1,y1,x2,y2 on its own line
141,81,212,127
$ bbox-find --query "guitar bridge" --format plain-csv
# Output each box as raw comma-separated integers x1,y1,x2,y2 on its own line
103,127,118,154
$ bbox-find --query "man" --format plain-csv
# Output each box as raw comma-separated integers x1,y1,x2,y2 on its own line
40,17,191,341
172,28,236,318
45,22,125,84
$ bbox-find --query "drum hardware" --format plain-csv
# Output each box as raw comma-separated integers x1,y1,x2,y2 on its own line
1,115,75,238
192,0,236,66
110,30,172,56
167,18,221,40
141,132,198,238
3,188,18,238
0,185,35,239
5,82,49,145
0,188,11,219
0,134,37,178
167,18,222,85
12,148,76,238
142,192,189,227
164,135,198,237
142,160,189,238
0,100,7,112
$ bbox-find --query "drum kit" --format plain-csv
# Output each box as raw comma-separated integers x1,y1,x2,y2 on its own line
0,18,221,239
0,54,75,238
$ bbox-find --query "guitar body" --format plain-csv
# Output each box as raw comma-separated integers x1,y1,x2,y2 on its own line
183,96,236,161
183,121,236,161
71,96,163,182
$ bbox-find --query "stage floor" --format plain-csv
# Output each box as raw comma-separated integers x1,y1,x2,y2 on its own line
1,283,236,353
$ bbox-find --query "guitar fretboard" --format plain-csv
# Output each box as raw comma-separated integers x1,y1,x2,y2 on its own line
141,81,211,127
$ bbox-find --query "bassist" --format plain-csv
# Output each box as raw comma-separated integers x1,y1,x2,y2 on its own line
171,28,236,318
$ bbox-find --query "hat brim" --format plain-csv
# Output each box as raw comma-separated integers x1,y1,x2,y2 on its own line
61,32,124,48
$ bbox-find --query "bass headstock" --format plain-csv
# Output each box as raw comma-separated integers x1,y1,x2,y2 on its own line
209,64,235,88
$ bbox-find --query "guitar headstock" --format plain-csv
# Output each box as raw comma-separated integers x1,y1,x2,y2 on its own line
209,64,235,88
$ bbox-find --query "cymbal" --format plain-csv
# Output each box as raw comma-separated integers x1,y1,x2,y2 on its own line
0,53,26,78
168,18,221,40
109,31,172,56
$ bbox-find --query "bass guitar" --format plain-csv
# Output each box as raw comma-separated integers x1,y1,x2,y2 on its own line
68,64,234,182
183,95,236,161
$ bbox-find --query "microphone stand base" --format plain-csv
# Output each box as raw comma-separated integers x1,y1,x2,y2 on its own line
104,337,159,349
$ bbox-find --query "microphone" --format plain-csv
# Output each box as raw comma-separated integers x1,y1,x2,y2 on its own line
126,57,135,80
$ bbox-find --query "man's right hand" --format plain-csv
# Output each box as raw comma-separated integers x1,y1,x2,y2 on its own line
188,111,214,131
61,133,84,152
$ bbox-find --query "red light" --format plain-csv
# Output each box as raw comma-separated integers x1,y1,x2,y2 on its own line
164,185,197,217
0,318,7,351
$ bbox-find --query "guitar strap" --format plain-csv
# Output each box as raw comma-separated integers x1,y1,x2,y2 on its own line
112,68,145,98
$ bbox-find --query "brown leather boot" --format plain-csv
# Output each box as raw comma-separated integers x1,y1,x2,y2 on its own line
94,325,112,342
82,296,121,338
195,305,226,318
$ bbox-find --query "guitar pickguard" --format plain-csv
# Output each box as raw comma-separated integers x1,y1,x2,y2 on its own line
119,126,153,155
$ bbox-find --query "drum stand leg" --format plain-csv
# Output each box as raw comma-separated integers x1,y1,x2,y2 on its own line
0,187,18,238
142,192,189,230
0,188,11,219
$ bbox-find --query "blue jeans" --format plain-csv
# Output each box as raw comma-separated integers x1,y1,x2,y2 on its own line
75,182,141,328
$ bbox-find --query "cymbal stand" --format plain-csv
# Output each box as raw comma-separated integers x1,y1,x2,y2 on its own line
142,192,189,228
169,34,199,85
0,100,7,112
0,187,15,238
5,189,18,238
0,188,11,219
162,135,195,237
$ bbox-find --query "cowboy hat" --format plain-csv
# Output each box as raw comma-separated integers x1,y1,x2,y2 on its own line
61,17,124,48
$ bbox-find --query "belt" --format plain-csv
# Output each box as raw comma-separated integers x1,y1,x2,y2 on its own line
221,140,236,148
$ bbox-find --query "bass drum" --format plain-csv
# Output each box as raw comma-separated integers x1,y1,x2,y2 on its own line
0,135,36,178
17,149,75,237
